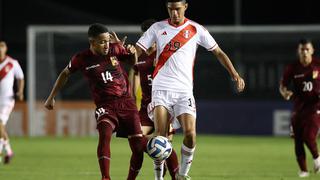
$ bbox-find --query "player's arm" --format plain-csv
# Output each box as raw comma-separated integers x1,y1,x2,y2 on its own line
211,46,245,92
279,83,293,100
44,67,71,110
15,78,25,101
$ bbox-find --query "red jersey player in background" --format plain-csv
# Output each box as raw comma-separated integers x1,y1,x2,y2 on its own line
44,23,147,180
280,39,320,177
132,19,179,180
0,40,24,164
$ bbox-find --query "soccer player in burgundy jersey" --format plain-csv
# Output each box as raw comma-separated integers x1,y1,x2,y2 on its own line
44,23,147,180
280,39,320,177
0,41,24,164
133,19,179,180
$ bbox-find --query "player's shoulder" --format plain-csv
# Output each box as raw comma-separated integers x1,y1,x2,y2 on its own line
73,49,91,60
6,55,21,65
187,19,207,31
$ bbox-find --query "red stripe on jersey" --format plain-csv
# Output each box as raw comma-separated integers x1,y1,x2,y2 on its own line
153,24,197,78
0,62,13,81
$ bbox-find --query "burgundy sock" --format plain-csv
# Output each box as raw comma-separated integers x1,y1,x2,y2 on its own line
97,122,113,179
166,148,179,179
127,136,147,180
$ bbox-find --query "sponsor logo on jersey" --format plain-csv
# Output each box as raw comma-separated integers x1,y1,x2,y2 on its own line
313,70,318,79
110,56,119,66
85,64,100,70
162,31,167,35
294,74,304,78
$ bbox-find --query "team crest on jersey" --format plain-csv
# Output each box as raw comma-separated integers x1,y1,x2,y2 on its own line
183,30,190,39
313,70,318,79
110,56,119,66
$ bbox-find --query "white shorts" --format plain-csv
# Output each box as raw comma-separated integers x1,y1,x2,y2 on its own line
148,90,196,129
0,100,15,125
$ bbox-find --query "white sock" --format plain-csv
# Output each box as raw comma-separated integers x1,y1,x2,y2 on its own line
4,140,13,156
179,143,195,176
153,160,164,180
0,138,4,154
314,156,320,165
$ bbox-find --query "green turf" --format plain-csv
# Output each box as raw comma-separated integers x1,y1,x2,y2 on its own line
0,135,319,180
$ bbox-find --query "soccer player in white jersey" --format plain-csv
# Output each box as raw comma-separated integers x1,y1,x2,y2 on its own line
0,41,24,164
135,0,245,179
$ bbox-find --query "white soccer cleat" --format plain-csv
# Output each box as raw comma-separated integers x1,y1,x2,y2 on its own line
175,173,191,180
298,171,310,178
314,156,320,173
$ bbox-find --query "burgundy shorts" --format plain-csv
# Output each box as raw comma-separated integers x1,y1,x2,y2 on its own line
291,112,320,139
95,97,142,138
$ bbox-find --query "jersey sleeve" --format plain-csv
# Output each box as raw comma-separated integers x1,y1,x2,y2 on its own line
136,23,157,51
281,65,293,87
68,54,82,73
13,61,24,79
197,25,218,51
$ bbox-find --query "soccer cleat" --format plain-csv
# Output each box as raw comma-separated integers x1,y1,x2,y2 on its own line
314,156,320,173
175,173,191,180
298,171,309,178
4,153,13,164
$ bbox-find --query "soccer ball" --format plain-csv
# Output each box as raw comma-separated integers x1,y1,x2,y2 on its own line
146,136,172,161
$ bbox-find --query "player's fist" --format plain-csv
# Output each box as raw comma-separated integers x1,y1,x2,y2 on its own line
126,44,136,55
44,98,55,110
16,92,24,101
232,75,245,92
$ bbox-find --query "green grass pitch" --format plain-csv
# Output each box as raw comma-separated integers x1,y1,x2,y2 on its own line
0,135,319,180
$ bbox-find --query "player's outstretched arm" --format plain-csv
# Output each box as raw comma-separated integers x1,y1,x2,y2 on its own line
212,47,245,92
279,84,293,100
44,67,71,110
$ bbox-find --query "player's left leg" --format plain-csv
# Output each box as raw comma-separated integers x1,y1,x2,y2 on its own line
176,113,195,180
127,135,148,180
0,121,5,163
302,119,320,173
3,128,14,164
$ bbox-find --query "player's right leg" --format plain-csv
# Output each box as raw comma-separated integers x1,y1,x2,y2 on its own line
96,119,115,180
153,105,171,180
0,121,5,163
292,121,308,176
166,129,179,180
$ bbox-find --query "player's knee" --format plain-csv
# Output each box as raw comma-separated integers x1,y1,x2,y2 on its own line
184,130,196,143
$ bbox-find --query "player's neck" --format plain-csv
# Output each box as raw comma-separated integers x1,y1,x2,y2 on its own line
169,17,187,27
0,55,6,63
300,57,312,67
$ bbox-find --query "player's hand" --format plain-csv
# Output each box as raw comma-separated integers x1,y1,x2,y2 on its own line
110,31,127,46
232,75,245,92
280,89,293,100
126,44,136,55
44,98,55,110
16,92,24,101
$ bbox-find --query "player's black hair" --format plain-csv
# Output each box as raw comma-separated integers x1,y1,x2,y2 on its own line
299,38,313,45
88,23,109,38
141,19,157,32
166,0,187,3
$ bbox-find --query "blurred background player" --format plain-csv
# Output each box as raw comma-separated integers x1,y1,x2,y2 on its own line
132,19,179,180
279,38,320,177
135,0,245,179
44,23,147,180
0,40,24,164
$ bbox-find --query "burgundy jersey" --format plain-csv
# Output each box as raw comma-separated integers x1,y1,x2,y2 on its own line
68,43,132,106
281,58,320,114
133,52,155,109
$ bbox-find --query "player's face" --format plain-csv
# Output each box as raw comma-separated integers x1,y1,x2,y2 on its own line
0,41,8,60
91,33,111,56
167,2,188,25
298,43,314,65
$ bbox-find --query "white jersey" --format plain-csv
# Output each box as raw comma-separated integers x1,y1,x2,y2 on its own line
0,56,24,102
137,18,218,92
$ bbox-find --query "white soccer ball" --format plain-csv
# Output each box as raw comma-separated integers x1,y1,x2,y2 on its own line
146,136,172,161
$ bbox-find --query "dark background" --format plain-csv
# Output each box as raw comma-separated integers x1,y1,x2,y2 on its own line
1,0,320,100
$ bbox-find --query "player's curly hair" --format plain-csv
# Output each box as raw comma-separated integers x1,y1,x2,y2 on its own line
88,23,109,38
141,19,157,32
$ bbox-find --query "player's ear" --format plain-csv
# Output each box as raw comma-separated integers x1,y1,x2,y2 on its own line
184,3,188,10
